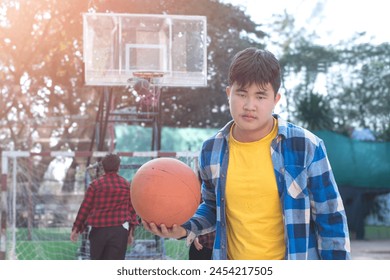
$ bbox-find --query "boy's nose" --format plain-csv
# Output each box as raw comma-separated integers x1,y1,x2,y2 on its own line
243,97,256,110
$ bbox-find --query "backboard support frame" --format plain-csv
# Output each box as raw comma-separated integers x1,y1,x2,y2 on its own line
82,12,207,256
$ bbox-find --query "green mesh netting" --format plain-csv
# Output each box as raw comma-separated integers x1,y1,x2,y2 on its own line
314,131,390,189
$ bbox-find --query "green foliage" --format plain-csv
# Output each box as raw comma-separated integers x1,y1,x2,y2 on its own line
295,92,334,131
331,43,390,138
1,0,95,156
280,40,339,74
277,29,390,140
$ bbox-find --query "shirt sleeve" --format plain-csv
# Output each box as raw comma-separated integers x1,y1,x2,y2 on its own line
182,148,217,240
308,140,351,259
72,183,95,233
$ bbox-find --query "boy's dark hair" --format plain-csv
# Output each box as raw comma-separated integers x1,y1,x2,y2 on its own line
102,153,121,173
228,47,281,95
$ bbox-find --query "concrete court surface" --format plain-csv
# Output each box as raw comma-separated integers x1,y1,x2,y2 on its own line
351,239,390,260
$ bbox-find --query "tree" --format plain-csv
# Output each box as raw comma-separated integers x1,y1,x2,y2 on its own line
331,42,390,140
278,38,339,129
295,91,334,131
272,12,390,140
0,0,266,195
1,0,265,153
1,0,98,195
1,0,94,153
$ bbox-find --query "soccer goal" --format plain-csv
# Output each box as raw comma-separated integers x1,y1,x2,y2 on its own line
0,150,198,260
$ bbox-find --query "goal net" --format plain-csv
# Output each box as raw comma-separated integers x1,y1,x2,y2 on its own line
0,150,198,260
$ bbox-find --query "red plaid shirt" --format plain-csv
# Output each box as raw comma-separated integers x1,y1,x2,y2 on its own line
72,172,138,233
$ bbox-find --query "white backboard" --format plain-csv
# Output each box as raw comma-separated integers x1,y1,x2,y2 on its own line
83,13,207,87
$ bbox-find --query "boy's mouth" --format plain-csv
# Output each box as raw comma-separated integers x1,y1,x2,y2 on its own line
241,114,256,120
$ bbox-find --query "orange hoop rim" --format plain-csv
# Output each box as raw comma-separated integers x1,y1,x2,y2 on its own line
132,71,165,79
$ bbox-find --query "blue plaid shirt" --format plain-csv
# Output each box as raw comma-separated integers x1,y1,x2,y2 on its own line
182,115,351,260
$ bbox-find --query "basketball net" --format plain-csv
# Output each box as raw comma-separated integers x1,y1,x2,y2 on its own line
127,71,164,112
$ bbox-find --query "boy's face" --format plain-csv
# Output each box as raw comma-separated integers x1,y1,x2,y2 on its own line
226,82,281,142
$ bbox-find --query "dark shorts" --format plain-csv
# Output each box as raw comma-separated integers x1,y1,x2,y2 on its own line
89,225,129,260
189,242,213,260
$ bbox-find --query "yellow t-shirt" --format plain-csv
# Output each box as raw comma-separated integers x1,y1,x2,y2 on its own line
226,119,285,260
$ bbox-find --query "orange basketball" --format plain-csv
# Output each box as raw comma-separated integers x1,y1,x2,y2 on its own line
130,157,201,227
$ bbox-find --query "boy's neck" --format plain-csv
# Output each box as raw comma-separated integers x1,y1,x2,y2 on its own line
232,118,275,142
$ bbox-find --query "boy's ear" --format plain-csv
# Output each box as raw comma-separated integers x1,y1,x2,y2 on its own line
226,86,231,99
273,93,282,109
274,92,281,104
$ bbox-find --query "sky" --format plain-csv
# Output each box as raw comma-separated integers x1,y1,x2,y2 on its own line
224,0,389,46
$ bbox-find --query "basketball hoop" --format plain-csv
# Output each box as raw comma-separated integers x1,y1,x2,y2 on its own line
133,71,164,80
83,13,207,87
127,71,164,109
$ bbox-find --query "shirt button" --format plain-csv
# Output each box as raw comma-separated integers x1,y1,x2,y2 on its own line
280,167,285,174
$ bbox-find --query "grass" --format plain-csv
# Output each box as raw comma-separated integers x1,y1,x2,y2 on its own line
8,227,188,260
365,225,390,239
164,239,189,260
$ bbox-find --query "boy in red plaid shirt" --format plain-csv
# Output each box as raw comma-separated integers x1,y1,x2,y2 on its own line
70,153,138,260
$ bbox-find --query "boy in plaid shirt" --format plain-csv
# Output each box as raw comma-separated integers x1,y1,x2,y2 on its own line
143,48,350,260
70,153,138,259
